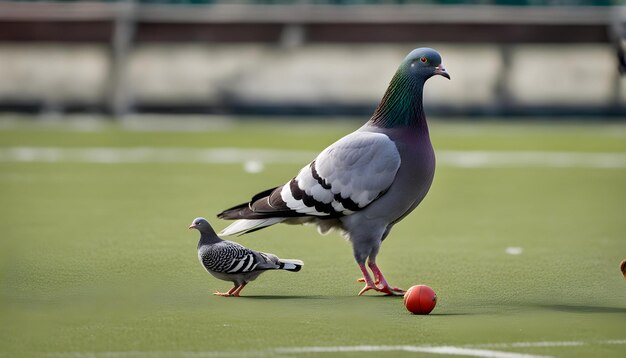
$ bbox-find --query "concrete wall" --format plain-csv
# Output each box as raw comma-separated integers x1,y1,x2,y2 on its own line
0,43,623,112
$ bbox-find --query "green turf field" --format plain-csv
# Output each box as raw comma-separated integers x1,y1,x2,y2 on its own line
0,116,625,357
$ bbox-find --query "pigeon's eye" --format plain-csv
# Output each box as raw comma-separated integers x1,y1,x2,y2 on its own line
420,57,427,63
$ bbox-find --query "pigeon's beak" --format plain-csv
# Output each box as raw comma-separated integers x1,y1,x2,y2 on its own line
435,64,450,80
188,224,196,230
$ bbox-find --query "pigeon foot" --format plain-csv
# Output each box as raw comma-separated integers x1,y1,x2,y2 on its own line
358,283,405,296
357,263,382,296
378,285,405,296
357,263,405,295
213,290,235,297
358,284,378,296
213,284,245,297
369,262,405,295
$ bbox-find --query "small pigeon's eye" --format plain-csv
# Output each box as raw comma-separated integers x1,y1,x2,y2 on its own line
420,57,427,63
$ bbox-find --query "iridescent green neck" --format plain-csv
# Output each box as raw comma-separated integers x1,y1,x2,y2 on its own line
368,66,426,129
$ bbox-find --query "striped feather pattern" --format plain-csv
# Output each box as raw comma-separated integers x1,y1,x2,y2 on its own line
200,241,271,274
218,131,401,236
276,131,401,217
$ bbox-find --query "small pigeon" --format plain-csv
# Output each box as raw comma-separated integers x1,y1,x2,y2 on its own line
189,217,303,297
218,48,449,296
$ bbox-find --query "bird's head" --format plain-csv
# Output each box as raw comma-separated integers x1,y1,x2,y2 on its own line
189,217,210,231
402,48,450,81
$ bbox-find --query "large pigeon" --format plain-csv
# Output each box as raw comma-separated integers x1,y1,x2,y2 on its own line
218,48,450,295
189,217,303,297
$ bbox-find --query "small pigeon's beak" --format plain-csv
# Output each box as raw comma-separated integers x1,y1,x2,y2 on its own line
435,64,450,80
188,224,196,230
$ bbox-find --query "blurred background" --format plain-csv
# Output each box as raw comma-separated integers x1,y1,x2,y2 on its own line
2,3,626,356
0,0,624,119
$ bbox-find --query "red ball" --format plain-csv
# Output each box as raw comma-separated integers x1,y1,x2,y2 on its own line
404,285,437,315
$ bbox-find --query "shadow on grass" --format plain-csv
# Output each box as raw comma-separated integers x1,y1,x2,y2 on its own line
360,294,405,299
238,295,329,300
535,304,626,314
240,293,409,300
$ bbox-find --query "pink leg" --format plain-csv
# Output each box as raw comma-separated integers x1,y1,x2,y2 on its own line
369,263,405,296
357,264,378,296
231,282,247,297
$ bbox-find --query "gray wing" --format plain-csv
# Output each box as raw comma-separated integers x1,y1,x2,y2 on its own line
278,131,401,217
202,241,279,274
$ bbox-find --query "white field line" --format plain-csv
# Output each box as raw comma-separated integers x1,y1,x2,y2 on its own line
276,345,548,358
0,147,317,165
1,147,626,168
439,151,626,168
475,341,585,348
46,340,626,358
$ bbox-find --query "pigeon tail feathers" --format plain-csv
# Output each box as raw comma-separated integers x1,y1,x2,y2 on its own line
217,186,279,220
217,202,252,220
278,259,303,272
219,218,285,236
217,185,309,220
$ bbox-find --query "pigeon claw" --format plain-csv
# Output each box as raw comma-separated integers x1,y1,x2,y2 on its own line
213,291,241,297
358,284,377,296
358,283,405,296
379,285,406,296
213,290,233,297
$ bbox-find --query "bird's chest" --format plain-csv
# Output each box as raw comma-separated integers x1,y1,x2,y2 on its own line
198,247,226,273
376,138,435,221
396,138,436,193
